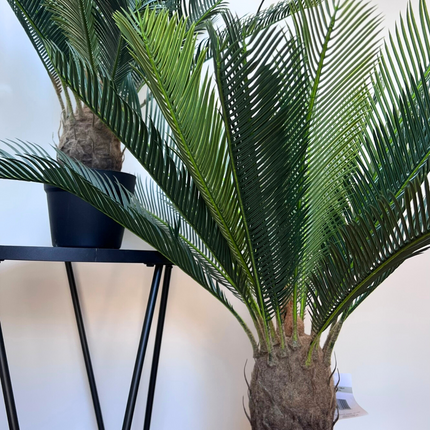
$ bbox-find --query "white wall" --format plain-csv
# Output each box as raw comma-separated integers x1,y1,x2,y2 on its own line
0,1,429,429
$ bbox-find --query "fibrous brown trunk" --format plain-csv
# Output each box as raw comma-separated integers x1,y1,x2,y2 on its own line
249,335,336,430
59,105,123,171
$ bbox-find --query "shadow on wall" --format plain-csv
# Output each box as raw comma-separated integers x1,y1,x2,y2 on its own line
0,260,253,430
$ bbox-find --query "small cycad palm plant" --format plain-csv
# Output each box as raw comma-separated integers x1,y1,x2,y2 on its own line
6,0,143,170
6,0,230,170
2,0,430,428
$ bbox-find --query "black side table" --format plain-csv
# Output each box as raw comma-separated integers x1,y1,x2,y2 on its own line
0,246,173,430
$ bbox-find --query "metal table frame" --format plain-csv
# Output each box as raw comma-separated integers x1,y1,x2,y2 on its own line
0,246,173,430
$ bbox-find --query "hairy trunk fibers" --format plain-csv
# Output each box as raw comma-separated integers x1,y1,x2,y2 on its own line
249,335,336,430
59,106,123,171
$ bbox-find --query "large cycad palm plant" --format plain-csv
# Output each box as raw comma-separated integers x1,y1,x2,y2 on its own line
2,0,430,428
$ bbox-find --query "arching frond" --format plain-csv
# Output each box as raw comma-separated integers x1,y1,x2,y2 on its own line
45,0,100,70
0,141,258,352
291,0,382,308
115,8,257,289
209,14,310,325
310,0,430,337
137,180,251,301
309,174,430,338
353,0,430,208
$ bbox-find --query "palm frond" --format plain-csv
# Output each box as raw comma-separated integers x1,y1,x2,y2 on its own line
93,0,128,75
0,141,258,351
374,0,430,113
45,43,254,311
115,8,257,289
111,0,227,97
308,174,430,339
316,0,430,236
353,0,430,208
137,179,251,302
45,0,100,70
7,0,146,112
164,0,228,31
139,89,253,299
351,70,430,215
209,14,310,324
305,0,430,340
291,0,382,302
93,0,150,105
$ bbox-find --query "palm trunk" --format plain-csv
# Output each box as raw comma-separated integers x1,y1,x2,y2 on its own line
249,335,336,430
59,105,123,171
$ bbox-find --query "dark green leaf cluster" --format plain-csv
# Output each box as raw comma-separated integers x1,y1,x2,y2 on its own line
209,13,309,320
309,174,430,336
3,0,430,355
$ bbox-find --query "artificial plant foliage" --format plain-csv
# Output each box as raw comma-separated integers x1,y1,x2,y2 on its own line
2,0,430,428
6,0,231,171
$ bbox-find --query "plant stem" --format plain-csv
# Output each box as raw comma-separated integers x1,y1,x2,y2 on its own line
305,334,320,366
73,92,84,118
292,277,299,342
52,78,66,122
323,320,343,365
257,1,266,14
62,81,75,122
276,308,286,349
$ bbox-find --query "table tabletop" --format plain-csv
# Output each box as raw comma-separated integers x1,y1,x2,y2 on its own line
0,245,171,266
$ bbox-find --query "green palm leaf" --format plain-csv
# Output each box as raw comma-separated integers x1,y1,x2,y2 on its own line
46,44,257,320
92,0,143,110
114,8,257,289
107,0,229,108
290,0,382,308
353,1,430,209
351,70,430,213
308,174,430,342
0,140,258,351
310,0,430,339
92,0,162,108
138,89,254,304
8,0,159,112
137,180,250,300
208,13,310,326
46,0,100,70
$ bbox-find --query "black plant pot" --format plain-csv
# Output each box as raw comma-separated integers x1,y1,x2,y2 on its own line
44,170,136,249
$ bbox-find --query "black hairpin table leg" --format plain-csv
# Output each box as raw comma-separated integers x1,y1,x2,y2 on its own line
122,265,163,430
0,323,20,430
143,264,172,430
65,262,105,430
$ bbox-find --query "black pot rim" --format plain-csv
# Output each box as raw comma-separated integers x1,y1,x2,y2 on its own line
44,169,136,192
